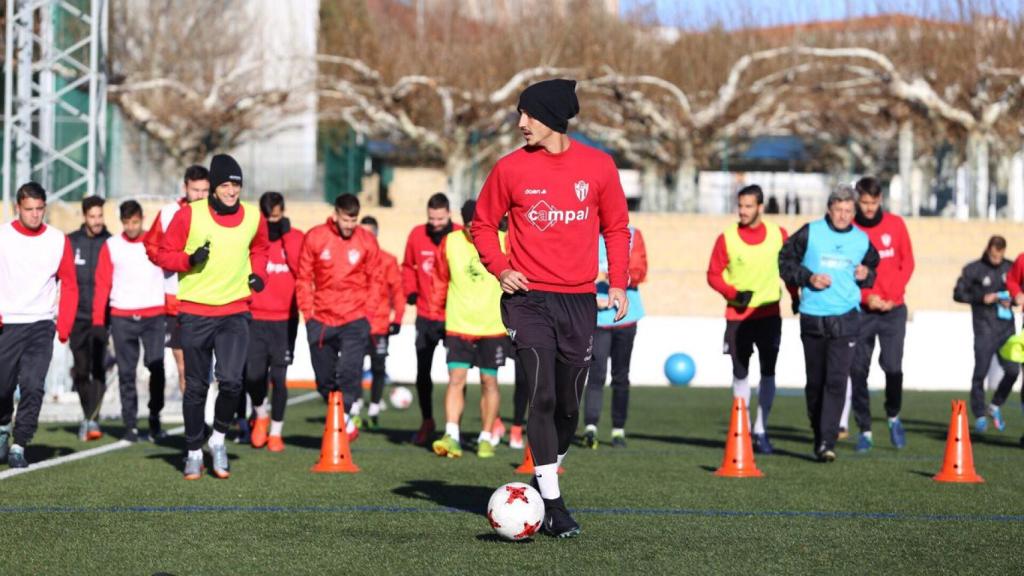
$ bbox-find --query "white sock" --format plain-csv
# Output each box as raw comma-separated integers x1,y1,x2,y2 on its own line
556,452,567,467
754,376,775,435
350,399,363,416
254,402,268,419
269,420,283,436
732,377,751,407
887,416,899,424
10,443,23,453
345,414,355,434
863,430,873,439
188,449,202,460
611,428,625,438
368,402,380,417
208,430,226,447
478,431,492,444
445,422,460,443
585,424,597,434
534,463,561,499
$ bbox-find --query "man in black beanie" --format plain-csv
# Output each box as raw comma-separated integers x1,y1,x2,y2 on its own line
473,79,631,538
157,153,270,480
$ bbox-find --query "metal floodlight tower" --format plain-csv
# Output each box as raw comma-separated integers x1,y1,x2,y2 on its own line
2,0,108,209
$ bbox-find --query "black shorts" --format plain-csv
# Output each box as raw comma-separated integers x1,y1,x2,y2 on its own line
165,315,182,350
246,320,289,376
723,316,782,379
415,317,445,351
501,290,597,366
446,335,512,370
367,334,389,357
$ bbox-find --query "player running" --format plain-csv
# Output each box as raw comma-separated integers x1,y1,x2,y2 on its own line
67,195,111,441
402,193,460,445
583,223,647,449
431,200,510,459
93,201,167,442
244,192,304,452
707,185,790,454
955,236,1018,433
779,185,879,462
473,79,631,538
144,165,210,394
0,183,78,468
354,215,404,430
849,177,915,452
157,154,269,479
296,194,382,442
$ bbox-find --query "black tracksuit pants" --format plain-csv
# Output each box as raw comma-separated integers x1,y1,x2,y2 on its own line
850,305,907,432
69,318,107,420
367,334,389,405
307,318,369,413
0,321,56,446
414,317,445,421
801,311,859,451
110,315,166,430
584,324,637,429
244,320,290,422
970,326,1020,418
180,313,250,451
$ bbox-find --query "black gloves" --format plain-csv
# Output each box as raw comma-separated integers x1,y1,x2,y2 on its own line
89,325,108,342
791,296,801,316
188,241,211,267
407,293,418,306
734,291,754,308
389,322,401,336
248,274,265,293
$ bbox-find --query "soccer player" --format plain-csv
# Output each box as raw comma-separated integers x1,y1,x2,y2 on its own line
431,200,510,459
0,182,78,468
93,200,167,442
244,192,304,452
157,154,269,479
356,215,404,430
583,224,647,449
706,185,790,454
402,193,459,445
849,177,915,452
779,185,879,462
67,195,111,441
955,236,1018,433
473,79,631,538
296,194,382,442
145,165,210,394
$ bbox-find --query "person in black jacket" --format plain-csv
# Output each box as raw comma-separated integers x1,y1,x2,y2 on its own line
953,235,1018,433
67,195,112,441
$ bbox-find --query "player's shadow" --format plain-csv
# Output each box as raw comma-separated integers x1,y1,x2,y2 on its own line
372,427,426,448
284,435,324,450
965,434,1020,449
899,417,947,430
24,444,74,463
392,479,492,516
626,432,725,450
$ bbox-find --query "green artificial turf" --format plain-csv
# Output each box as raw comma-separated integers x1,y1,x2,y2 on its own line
0,386,1021,575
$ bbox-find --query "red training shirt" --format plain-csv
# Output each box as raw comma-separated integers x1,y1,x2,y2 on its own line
402,223,461,322
367,250,405,336
296,219,383,327
251,227,304,322
853,211,914,307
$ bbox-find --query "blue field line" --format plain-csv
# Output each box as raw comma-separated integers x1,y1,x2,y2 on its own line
0,504,1021,524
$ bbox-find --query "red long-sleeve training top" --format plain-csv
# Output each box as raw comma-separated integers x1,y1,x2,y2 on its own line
472,140,631,293
296,219,383,327
251,227,304,322
367,250,405,335
854,211,914,306
402,223,461,322
155,202,270,317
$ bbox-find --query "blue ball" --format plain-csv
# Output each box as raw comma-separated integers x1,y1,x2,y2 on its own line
664,353,696,386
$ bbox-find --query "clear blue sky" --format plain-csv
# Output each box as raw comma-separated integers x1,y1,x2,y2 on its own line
619,0,1019,29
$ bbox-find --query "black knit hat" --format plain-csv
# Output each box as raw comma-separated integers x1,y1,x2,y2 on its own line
209,154,243,190
461,199,477,226
517,79,579,134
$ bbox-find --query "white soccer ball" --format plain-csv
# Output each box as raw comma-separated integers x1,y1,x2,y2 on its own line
389,386,413,410
487,482,545,541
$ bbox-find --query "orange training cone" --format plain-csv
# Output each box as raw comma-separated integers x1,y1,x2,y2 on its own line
311,390,360,473
515,444,564,475
934,400,983,483
714,397,763,478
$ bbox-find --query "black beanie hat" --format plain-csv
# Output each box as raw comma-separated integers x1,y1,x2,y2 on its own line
209,154,243,190
461,199,477,226
517,79,579,134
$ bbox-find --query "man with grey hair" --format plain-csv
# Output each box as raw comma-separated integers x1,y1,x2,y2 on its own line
779,185,880,462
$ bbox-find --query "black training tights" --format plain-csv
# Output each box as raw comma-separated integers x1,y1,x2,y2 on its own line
520,347,588,466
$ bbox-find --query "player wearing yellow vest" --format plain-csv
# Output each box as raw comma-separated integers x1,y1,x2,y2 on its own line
157,154,270,480
430,201,511,459
706,185,791,454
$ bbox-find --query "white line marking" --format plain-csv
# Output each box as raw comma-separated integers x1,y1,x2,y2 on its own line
0,391,320,481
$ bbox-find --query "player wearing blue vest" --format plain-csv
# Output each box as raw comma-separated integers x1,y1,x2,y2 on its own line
779,186,879,462
582,226,647,449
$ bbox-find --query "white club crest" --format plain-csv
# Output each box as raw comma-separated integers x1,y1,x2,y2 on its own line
348,249,360,265
574,180,589,202
881,233,892,247
319,248,331,261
